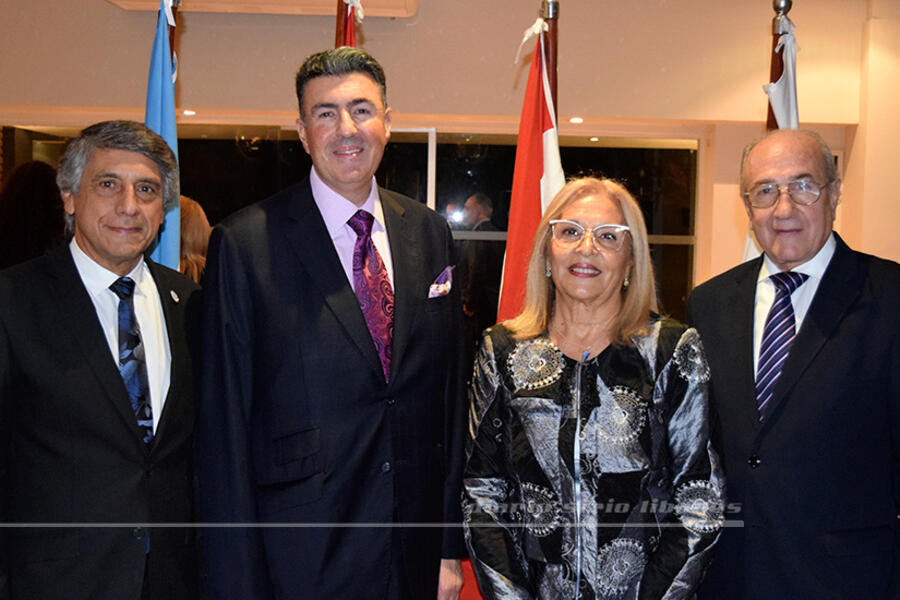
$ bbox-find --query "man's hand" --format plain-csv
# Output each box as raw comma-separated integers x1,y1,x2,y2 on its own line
437,558,464,600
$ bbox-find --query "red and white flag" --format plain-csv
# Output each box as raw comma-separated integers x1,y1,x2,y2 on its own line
764,15,798,130
496,21,565,322
337,0,363,47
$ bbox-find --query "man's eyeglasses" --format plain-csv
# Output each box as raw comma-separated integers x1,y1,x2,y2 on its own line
549,220,631,252
743,179,833,208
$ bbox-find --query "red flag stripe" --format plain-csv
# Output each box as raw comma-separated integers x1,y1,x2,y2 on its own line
343,5,356,47
496,30,564,323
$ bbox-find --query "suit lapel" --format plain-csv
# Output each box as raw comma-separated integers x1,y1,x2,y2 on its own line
762,235,864,424
381,189,421,380
146,262,182,446
725,258,766,433
49,247,148,444
283,181,385,381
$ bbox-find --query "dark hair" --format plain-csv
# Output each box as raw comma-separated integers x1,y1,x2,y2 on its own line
57,120,179,234
295,46,387,116
0,161,66,269
468,192,494,214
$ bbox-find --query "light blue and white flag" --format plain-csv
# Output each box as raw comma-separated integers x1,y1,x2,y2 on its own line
145,0,179,269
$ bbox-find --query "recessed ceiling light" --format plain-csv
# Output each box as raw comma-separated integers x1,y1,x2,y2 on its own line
589,137,600,142
183,109,196,116
569,117,584,124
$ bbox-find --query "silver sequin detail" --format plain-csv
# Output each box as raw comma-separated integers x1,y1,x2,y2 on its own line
507,337,564,391
538,563,577,597
595,386,646,445
596,538,646,597
672,330,710,383
521,482,563,537
674,480,725,534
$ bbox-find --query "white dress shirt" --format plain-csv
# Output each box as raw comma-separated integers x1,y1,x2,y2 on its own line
752,233,836,375
309,167,395,291
70,239,171,432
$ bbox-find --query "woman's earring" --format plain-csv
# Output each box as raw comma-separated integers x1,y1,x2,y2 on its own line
545,265,552,278
623,275,631,288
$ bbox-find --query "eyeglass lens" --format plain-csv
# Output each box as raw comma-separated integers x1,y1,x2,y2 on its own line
749,180,822,207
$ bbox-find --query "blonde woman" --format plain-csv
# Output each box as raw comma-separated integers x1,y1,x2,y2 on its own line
463,177,723,599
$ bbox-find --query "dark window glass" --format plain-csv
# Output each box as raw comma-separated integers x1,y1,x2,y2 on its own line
651,243,693,321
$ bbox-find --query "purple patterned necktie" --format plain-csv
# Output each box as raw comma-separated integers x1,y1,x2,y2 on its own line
756,271,808,416
347,210,394,382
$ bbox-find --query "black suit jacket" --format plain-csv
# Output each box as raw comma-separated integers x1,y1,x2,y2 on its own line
0,245,200,600
686,234,900,599
196,179,467,599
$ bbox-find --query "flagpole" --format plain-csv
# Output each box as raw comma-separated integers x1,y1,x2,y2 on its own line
169,0,181,60
542,0,559,121
766,0,792,131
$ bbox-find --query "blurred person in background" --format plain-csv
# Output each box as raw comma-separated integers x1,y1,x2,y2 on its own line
0,161,66,269
178,195,211,284
459,192,504,368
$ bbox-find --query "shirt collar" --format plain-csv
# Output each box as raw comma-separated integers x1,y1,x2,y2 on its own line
309,167,383,237
758,232,836,283
69,237,150,297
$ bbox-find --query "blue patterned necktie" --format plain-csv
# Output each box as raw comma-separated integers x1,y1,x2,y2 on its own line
347,210,394,382
756,271,809,415
110,277,154,444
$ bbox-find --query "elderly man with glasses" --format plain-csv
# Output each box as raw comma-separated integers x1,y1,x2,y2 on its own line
687,128,900,600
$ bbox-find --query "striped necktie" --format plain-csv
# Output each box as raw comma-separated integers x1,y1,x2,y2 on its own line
756,271,808,416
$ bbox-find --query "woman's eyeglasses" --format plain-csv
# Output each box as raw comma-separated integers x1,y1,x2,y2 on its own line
549,220,631,252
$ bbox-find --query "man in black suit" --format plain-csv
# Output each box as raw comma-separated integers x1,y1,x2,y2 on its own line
0,120,199,600
196,47,466,600
687,129,899,599
459,193,504,366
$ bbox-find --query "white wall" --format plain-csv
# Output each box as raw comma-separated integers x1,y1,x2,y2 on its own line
2,0,897,277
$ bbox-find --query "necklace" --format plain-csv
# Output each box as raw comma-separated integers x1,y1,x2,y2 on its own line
549,319,612,361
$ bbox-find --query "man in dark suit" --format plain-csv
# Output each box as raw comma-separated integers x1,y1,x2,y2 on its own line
0,120,200,600
196,47,466,600
459,193,504,367
687,129,899,599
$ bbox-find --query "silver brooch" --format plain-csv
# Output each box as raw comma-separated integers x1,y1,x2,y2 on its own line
507,337,564,391
595,385,647,445
674,480,725,534
673,329,710,384
596,538,646,597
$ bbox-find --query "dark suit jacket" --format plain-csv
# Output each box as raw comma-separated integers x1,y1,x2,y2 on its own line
196,179,467,600
459,220,504,369
0,245,200,600
686,234,900,599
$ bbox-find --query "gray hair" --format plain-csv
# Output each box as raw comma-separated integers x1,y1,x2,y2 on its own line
57,120,179,234
740,128,837,192
295,47,387,116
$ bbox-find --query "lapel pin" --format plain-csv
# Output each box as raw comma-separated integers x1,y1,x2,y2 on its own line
170,290,180,303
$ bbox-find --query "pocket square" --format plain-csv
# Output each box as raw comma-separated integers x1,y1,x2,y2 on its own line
428,265,454,298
